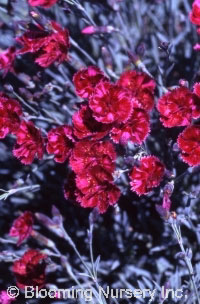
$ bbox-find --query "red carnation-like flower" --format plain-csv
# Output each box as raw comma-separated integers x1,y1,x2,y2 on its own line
76,165,121,213
111,109,150,145
89,81,133,124
13,120,44,165
117,70,156,112
0,47,16,76
13,249,47,289
9,211,34,246
0,93,22,139
28,0,58,8
73,66,109,99
130,156,165,195
70,140,116,174
0,290,15,304
177,125,200,166
72,105,111,140
17,22,70,67
190,0,200,26
157,87,199,127
47,125,75,163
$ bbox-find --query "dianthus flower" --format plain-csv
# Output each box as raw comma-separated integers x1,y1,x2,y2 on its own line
0,93,22,138
190,0,200,26
13,120,44,164
111,109,150,145
130,156,165,195
0,47,16,76
17,22,70,67
72,105,111,140
70,140,116,174
89,81,133,124
0,291,15,304
117,70,156,112
9,211,34,246
177,124,200,166
47,125,75,163
28,0,58,7
73,66,109,99
157,87,199,127
76,165,121,213
13,249,47,289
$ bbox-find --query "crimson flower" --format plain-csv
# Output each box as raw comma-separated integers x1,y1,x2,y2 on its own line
13,120,44,165
130,156,165,195
9,211,34,246
73,66,109,99
111,109,150,145
70,140,116,174
0,93,22,139
75,165,121,213
47,125,75,163
117,70,156,112
0,291,15,304
0,47,16,76
72,105,111,140
177,124,200,166
13,249,47,289
190,0,200,26
157,87,199,127
17,22,70,67
28,0,58,7
89,81,133,124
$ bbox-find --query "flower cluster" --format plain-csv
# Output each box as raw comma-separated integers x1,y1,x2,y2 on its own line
17,21,70,67
0,64,165,213
0,92,45,164
62,66,156,212
68,140,120,213
157,84,200,167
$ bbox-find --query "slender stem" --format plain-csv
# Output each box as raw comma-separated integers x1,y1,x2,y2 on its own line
171,222,200,304
12,91,38,115
89,223,96,279
0,184,40,200
70,38,96,65
62,230,94,279
27,115,61,125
